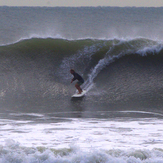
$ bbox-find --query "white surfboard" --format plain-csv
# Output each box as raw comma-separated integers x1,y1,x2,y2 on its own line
72,90,87,98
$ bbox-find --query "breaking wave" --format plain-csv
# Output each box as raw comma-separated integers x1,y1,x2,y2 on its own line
0,37,163,112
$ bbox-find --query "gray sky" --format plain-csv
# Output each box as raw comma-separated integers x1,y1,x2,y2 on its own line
0,0,163,7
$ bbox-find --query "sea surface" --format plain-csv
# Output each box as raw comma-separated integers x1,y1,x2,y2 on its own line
0,6,163,162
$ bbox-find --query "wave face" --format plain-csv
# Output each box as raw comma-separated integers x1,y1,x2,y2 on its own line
0,38,163,113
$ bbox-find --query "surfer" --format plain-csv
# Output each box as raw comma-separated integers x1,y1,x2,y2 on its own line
70,69,84,94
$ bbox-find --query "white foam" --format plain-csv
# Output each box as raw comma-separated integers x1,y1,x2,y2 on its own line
0,116,163,162
0,117,163,150
137,44,163,56
0,139,163,163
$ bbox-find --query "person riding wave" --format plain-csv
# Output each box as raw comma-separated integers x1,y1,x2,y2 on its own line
70,69,84,94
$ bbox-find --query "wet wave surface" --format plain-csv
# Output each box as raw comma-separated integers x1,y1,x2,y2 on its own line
0,38,163,114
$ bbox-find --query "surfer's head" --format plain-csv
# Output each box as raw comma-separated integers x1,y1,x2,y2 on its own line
70,69,75,74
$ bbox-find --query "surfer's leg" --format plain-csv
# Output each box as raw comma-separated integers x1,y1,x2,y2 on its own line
75,83,82,94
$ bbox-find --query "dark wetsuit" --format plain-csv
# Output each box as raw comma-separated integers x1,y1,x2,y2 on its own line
72,72,84,85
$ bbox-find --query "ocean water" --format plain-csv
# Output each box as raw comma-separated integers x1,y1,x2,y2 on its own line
0,6,163,162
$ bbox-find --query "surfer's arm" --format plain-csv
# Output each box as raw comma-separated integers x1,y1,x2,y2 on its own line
71,74,78,83
71,77,76,83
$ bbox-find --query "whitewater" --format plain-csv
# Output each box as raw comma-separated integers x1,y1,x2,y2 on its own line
0,6,163,162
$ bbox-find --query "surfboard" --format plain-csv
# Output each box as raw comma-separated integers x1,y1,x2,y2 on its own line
72,90,87,98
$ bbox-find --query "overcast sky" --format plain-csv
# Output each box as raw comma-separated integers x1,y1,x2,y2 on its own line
0,0,163,7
